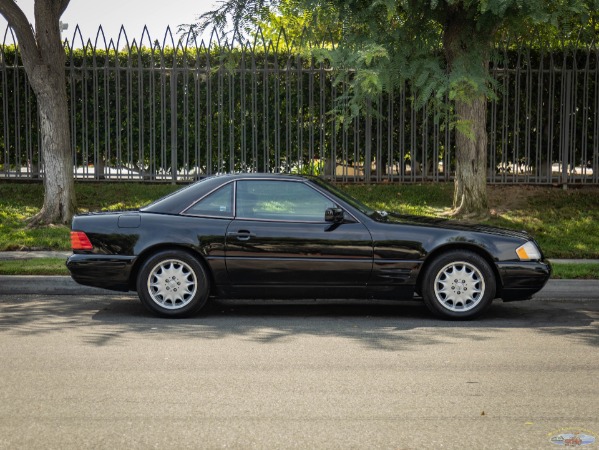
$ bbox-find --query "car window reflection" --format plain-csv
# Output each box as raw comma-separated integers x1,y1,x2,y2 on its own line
185,183,233,217
236,180,335,222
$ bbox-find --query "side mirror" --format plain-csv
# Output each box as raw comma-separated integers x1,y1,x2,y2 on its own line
325,207,344,223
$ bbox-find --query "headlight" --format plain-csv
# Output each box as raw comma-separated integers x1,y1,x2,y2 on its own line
516,241,542,261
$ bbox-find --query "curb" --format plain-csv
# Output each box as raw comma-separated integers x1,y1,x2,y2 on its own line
0,276,127,296
0,251,71,260
534,279,599,300
1,276,599,299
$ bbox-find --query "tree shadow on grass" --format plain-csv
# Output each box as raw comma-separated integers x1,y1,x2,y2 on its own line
1,294,597,349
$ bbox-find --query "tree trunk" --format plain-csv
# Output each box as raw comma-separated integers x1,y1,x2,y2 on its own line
443,6,490,219
32,69,75,225
0,0,75,226
452,95,488,218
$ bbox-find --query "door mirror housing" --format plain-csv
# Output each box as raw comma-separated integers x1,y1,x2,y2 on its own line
325,207,344,223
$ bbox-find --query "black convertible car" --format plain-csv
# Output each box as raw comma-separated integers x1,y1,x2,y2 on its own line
67,174,551,319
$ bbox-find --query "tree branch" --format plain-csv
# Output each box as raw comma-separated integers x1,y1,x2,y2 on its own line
57,0,71,18
0,0,41,67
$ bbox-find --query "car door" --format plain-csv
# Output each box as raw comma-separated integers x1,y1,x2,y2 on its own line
225,179,373,288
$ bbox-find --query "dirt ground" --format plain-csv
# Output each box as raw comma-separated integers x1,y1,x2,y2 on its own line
486,184,599,214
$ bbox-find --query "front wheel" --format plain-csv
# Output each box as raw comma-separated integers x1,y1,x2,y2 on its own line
136,250,210,318
421,250,496,320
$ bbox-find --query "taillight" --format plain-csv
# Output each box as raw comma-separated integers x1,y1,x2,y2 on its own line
71,231,93,250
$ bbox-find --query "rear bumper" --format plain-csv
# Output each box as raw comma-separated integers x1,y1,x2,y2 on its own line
496,260,552,301
66,254,136,292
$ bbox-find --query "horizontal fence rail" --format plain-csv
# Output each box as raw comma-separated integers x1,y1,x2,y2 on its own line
0,26,598,185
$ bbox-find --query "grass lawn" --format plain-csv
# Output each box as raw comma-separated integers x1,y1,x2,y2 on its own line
1,181,599,261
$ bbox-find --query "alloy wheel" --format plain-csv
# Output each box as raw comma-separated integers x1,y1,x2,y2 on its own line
147,259,198,310
433,261,486,313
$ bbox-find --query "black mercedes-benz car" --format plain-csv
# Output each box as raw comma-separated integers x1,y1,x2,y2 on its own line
67,174,551,319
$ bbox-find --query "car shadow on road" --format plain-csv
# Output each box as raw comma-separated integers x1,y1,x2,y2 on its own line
98,297,599,350
1,295,598,349
95,297,599,350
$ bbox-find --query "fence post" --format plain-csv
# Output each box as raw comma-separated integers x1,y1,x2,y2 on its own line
365,97,372,183
561,70,572,187
171,68,178,184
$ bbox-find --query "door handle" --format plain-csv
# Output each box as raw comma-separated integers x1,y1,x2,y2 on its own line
227,230,255,241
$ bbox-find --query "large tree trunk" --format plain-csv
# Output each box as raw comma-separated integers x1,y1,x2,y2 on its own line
452,95,489,218
443,7,490,219
0,0,75,226
33,68,75,225
29,0,75,225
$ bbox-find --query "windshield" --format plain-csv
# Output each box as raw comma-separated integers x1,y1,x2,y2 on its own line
310,177,384,219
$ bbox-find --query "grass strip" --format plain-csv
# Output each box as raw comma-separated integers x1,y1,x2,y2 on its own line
0,258,597,279
0,258,69,276
550,263,599,280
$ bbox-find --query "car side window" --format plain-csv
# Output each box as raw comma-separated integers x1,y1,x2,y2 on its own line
185,183,233,217
236,180,335,221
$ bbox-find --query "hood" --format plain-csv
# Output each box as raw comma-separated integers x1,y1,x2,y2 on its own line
381,212,532,241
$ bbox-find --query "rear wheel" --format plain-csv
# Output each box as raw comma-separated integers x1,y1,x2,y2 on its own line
136,250,209,317
421,250,496,320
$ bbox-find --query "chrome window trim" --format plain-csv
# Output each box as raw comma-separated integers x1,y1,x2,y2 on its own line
179,176,362,224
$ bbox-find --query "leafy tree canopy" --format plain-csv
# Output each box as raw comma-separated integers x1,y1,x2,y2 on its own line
190,0,598,116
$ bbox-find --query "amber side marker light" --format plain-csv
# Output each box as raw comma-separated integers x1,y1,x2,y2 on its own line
515,241,541,261
71,231,93,250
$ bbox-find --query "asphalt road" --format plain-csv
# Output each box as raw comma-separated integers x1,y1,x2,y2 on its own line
1,292,598,449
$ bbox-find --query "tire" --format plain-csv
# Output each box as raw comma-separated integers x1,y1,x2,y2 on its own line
421,250,496,320
136,250,209,318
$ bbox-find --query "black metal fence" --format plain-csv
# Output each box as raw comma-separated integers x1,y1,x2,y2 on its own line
1,26,598,184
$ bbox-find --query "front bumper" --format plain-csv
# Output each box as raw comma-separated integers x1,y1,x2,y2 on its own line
66,254,136,292
496,259,552,301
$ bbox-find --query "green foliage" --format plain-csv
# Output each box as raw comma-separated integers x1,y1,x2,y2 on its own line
189,0,599,129
254,0,343,50
290,159,325,175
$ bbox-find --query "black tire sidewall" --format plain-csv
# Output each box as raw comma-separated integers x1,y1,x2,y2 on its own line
422,250,496,320
136,250,209,318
